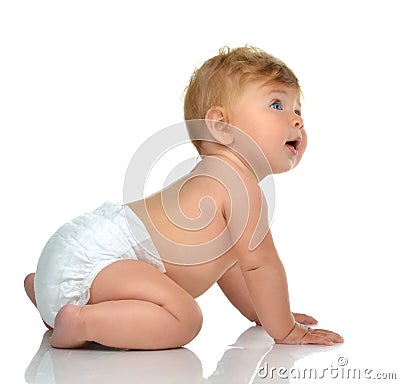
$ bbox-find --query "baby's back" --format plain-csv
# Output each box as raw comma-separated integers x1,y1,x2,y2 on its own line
127,156,253,297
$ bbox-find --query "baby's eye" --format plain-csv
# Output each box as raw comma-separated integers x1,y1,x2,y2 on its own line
295,109,302,116
270,100,283,110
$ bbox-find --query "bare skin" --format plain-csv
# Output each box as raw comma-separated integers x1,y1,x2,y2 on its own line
24,82,344,349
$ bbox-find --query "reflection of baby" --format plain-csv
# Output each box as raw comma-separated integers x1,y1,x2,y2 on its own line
25,326,330,383
25,327,327,384
25,331,204,384
24,46,343,349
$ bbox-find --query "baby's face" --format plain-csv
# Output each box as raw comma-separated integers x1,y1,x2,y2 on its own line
228,81,306,174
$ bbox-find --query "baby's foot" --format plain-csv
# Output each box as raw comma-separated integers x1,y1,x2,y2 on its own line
50,304,87,349
24,273,53,330
24,273,37,306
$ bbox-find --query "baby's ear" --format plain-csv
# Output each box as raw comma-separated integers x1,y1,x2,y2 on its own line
205,107,233,146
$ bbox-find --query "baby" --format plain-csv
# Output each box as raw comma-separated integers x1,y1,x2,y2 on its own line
24,46,344,349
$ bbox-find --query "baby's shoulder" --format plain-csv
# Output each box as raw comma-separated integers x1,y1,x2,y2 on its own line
185,157,262,217
178,168,229,208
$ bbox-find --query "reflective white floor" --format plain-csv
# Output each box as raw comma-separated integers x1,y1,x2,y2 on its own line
15,284,400,383
24,327,334,384
22,324,400,383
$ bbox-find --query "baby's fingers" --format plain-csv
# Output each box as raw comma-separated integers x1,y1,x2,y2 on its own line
274,323,344,346
293,312,318,325
312,329,344,344
302,331,335,346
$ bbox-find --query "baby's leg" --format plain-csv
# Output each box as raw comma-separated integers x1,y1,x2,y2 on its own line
50,260,203,350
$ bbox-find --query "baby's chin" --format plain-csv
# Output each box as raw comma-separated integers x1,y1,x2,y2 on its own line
271,160,298,174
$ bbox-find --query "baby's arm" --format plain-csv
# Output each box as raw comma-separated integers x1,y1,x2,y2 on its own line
226,184,343,345
217,262,260,324
237,230,295,338
238,231,343,345
218,262,318,327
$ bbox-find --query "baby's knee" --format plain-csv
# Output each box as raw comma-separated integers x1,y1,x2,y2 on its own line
179,299,203,345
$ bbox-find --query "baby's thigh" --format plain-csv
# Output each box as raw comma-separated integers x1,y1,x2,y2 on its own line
89,259,202,325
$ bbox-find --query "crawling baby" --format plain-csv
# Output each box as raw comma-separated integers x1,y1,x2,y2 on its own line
24,46,344,349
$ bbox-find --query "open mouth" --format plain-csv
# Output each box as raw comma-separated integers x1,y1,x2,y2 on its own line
285,139,301,154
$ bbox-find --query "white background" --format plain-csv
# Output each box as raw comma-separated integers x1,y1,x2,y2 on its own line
1,0,399,381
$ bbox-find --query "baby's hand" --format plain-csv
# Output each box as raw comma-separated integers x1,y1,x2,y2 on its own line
292,312,318,325
274,322,344,346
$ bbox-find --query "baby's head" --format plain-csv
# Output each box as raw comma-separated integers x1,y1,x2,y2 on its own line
184,46,301,157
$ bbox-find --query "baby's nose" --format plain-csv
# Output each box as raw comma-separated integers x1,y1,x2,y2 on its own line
293,115,304,130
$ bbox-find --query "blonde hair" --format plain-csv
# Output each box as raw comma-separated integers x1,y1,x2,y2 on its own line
183,46,300,153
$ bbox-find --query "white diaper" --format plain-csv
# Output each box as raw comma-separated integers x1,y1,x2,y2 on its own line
34,201,166,328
